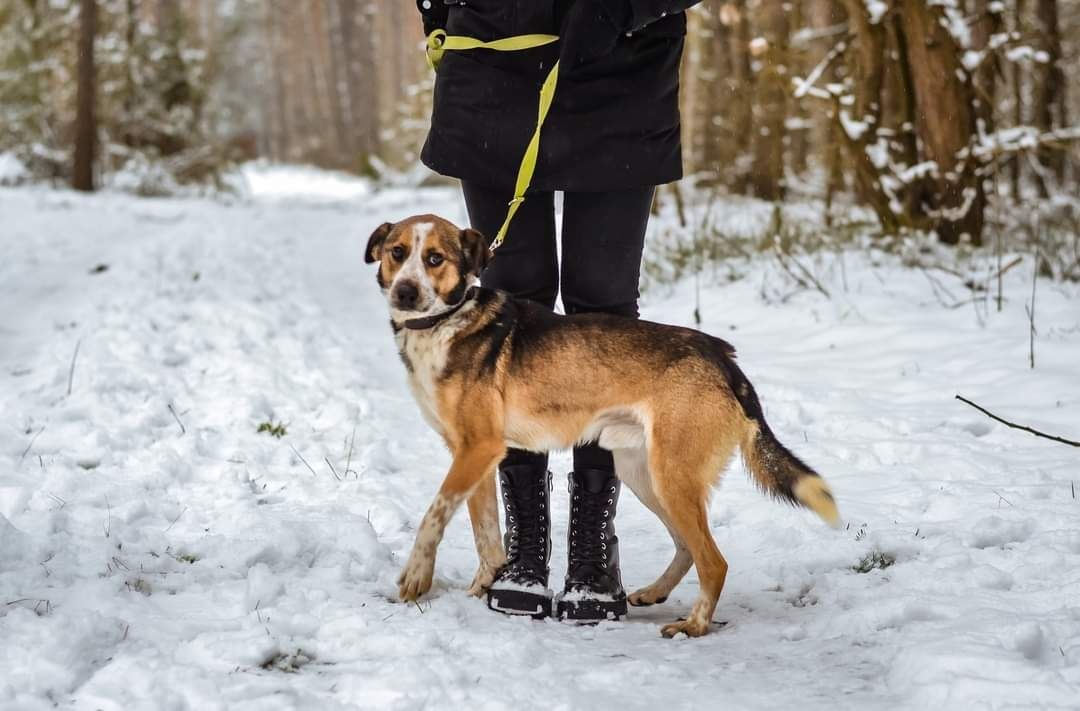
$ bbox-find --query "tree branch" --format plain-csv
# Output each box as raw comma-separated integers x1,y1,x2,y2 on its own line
955,395,1080,447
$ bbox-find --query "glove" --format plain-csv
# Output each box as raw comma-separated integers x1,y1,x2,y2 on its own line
558,0,624,70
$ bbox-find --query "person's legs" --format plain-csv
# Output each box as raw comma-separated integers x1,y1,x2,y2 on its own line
461,181,558,617
559,185,653,318
556,185,655,621
464,181,558,309
562,185,653,472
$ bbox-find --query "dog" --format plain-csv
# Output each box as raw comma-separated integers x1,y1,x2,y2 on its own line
365,214,839,638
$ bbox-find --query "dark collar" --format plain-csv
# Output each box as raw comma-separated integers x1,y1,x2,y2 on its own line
400,286,479,331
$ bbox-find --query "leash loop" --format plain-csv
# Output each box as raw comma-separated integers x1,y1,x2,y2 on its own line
426,29,561,254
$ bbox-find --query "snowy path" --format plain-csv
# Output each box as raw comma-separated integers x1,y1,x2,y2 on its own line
2,175,1079,710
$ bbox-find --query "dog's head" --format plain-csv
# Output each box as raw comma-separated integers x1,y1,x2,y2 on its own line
365,215,490,319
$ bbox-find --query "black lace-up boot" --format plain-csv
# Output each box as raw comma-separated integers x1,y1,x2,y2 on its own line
556,468,627,621
486,465,553,618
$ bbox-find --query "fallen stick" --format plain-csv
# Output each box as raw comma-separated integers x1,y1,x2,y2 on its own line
955,395,1080,448
67,339,81,396
20,426,45,461
290,445,318,477
167,403,186,435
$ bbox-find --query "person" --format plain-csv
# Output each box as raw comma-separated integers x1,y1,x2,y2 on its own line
414,0,702,621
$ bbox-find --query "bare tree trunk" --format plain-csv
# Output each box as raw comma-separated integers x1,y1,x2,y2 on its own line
324,0,353,165
1033,0,1063,193
841,0,887,209
842,0,884,124
698,4,734,183
971,0,1000,134
301,1,336,167
805,0,846,213
73,0,97,192
1010,0,1025,200
730,0,753,193
788,0,809,176
898,0,985,245
338,0,379,173
888,14,923,217
267,2,291,160
750,0,788,200
122,0,138,148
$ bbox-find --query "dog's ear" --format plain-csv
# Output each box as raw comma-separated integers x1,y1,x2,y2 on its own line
460,228,491,276
365,222,394,264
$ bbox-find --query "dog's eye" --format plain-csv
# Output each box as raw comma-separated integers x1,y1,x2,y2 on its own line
390,245,406,261
426,252,444,267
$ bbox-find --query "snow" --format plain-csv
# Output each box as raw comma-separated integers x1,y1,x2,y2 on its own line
240,162,372,204
839,110,870,141
1006,46,1052,64
864,0,888,24
2,174,1080,709
0,152,29,186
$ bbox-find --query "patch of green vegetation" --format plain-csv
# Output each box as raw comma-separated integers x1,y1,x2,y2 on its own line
852,550,897,574
257,421,287,438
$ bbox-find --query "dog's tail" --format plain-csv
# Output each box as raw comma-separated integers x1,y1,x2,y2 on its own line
741,419,840,527
713,339,840,527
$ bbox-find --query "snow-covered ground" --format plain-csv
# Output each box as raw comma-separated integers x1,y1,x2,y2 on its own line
2,167,1079,710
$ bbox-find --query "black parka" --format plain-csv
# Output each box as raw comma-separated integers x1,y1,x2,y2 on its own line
416,0,702,192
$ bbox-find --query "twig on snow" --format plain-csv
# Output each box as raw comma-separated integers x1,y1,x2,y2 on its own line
164,507,187,532
167,403,186,435
290,445,318,477
66,339,82,396
325,456,341,481
20,426,45,461
344,424,358,478
992,489,1015,508
955,395,1080,448
104,495,112,538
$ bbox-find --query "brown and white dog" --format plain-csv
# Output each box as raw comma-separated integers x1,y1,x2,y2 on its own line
366,214,840,638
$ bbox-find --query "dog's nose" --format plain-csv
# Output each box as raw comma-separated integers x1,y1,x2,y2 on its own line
393,281,420,309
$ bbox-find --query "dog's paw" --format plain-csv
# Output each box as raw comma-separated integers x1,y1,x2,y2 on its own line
628,586,669,607
466,563,498,598
397,558,434,602
660,617,710,639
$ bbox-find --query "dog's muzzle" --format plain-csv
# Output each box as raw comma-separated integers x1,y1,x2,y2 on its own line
391,281,422,311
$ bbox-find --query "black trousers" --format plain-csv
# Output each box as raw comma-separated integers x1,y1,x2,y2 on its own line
462,180,655,473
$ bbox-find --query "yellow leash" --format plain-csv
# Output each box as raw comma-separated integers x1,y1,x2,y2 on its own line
426,29,560,252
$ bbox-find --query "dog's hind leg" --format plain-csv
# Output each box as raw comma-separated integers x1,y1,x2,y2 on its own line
614,447,693,607
398,440,506,602
647,438,731,638
465,471,506,597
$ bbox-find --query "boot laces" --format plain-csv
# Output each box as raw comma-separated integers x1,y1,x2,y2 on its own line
569,484,616,568
503,479,547,564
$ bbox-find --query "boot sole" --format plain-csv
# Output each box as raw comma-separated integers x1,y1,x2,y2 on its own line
487,588,553,619
556,597,628,622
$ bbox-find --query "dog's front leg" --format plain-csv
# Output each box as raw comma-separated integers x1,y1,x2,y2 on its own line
465,473,505,597
397,442,506,602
